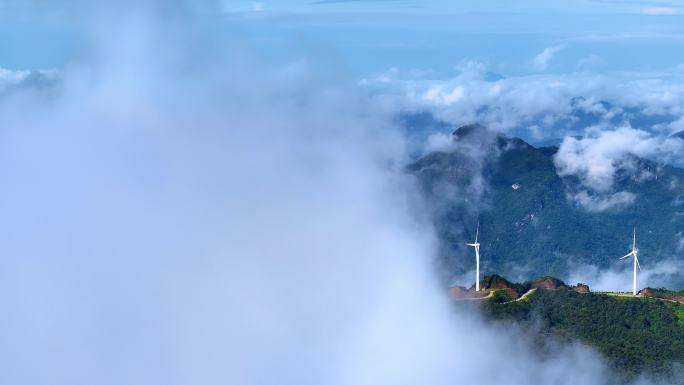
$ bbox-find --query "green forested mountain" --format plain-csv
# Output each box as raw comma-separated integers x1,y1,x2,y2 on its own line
409,125,684,286
475,287,684,380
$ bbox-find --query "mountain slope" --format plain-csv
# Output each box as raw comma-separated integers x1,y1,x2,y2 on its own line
409,125,684,286
477,286,684,379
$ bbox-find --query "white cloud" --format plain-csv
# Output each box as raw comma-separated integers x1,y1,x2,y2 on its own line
669,115,684,133
361,62,684,143
532,44,567,71
424,132,456,153
554,126,684,192
642,6,678,15
0,67,29,82
577,54,604,70
0,67,56,90
567,190,636,212
252,2,265,11
550,125,684,211
567,259,684,293
362,63,684,214
422,84,465,105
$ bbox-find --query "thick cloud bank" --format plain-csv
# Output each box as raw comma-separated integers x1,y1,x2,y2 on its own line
365,63,684,213
0,3,679,385
553,126,684,211
364,62,684,140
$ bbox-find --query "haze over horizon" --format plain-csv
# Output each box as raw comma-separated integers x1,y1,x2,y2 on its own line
4,0,684,74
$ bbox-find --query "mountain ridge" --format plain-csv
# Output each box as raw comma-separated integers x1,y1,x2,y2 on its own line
409,124,684,288
463,276,684,379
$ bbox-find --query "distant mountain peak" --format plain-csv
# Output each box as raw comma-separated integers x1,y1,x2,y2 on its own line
483,71,505,82
451,123,532,151
671,131,684,140
452,123,487,140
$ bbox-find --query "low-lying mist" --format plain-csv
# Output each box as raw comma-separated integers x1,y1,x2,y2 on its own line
0,2,679,385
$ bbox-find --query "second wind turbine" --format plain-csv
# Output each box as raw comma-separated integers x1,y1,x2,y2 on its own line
620,227,641,296
467,222,481,292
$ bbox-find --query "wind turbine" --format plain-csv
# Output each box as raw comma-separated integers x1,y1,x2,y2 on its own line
466,222,481,292
619,227,641,296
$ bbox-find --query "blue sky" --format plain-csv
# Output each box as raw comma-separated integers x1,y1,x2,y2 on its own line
2,0,684,76
220,0,684,76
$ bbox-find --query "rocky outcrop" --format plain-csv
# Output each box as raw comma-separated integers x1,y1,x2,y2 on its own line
448,286,468,299
480,275,522,300
481,274,517,290
639,288,684,303
574,283,590,294
530,276,566,290
448,286,489,300
453,274,575,303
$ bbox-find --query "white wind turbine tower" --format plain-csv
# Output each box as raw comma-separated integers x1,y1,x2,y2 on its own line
620,227,641,296
466,222,481,292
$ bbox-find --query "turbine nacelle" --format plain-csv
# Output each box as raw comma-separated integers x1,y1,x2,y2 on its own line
620,251,634,260
620,251,641,270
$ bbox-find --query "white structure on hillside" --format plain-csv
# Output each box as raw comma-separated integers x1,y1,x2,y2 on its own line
466,222,481,291
619,227,641,296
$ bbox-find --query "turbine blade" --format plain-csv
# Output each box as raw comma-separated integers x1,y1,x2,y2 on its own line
636,256,641,270
475,221,480,243
633,227,637,251
620,252,633,260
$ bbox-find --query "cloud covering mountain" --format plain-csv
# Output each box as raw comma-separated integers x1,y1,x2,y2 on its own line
364,62,684,216
363,61,684,139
